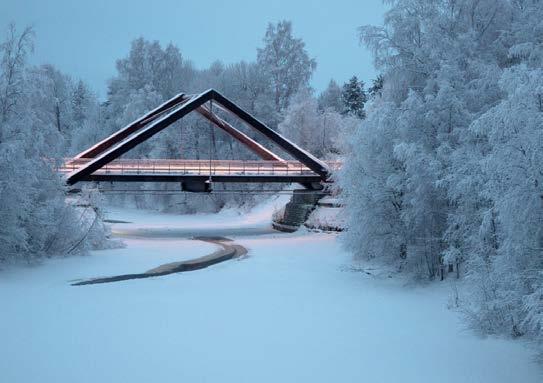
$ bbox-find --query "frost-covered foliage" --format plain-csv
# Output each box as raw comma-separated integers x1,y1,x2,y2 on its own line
257,20,317,115
318,80,343,113
279,90,358,158
462,65,543,338
0,25,108,264
341,0,543,342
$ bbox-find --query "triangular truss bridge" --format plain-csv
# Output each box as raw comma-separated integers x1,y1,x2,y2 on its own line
62,89,334,192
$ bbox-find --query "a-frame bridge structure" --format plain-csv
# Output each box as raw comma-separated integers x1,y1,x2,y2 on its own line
62,89,335,192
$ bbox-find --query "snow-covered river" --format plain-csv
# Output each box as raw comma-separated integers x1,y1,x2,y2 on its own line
1,198,541,382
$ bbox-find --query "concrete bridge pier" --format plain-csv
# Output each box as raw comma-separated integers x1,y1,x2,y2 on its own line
272,189,325,232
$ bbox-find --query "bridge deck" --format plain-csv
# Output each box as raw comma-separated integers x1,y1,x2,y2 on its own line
60,159,338,184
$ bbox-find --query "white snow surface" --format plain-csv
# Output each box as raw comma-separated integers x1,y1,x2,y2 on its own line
306,206,346,230
1,196,541,383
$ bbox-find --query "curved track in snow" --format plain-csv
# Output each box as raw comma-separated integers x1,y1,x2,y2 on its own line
71,236,247,286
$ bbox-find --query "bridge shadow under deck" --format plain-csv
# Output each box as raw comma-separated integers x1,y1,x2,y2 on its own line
79,173,325,184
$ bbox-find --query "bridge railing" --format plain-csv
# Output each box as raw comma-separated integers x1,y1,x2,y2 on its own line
59,159,341,176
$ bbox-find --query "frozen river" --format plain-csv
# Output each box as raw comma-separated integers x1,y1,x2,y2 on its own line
1,198,541,382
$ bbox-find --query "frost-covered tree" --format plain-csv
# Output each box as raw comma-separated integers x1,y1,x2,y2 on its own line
71,79,98,131
257,21,316,114
69,80,100,154
278,90,320,154
0,24,33,123
341,0,543,344
460,66,543,337
104,38,195,160
318,79,343,113
23,64,102,156
0,24,107,263
343,0,507,273
279,90,355,158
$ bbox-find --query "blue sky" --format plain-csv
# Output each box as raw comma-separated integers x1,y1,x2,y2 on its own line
0,0,387,99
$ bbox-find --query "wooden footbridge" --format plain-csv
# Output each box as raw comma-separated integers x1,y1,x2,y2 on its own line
62,89,336,192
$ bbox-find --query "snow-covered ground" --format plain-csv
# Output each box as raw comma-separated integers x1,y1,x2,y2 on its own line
1,197,541,383
306,205,346,230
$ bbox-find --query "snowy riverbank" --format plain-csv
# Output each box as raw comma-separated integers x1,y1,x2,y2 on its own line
1,197,541,382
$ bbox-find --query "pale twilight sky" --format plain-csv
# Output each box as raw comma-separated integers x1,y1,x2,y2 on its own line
0,0,387,99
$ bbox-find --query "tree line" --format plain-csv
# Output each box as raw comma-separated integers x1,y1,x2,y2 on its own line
341,0,543,348
0,25,109,263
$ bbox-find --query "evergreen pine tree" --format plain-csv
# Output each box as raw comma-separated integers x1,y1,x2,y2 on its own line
341,76,367,119
368,75,384,99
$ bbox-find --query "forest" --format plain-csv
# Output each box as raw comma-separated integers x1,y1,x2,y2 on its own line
341,0,543,346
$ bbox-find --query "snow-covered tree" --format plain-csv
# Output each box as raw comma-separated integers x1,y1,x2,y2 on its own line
69,80,100,154
340,0,543,344
462,65,543,337
257,21,316,114
318,79,343,113
279,90,355,158
0,24,107,263
0,24,33,123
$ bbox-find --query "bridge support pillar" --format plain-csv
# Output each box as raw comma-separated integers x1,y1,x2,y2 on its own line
272,189,326,232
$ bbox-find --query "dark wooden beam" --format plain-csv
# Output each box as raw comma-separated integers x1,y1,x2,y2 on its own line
67,91,213,185
73,93,188,159
208,90,330,178
196,104,284,162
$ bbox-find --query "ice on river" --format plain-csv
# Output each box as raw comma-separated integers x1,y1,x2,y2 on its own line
1,196,541,383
